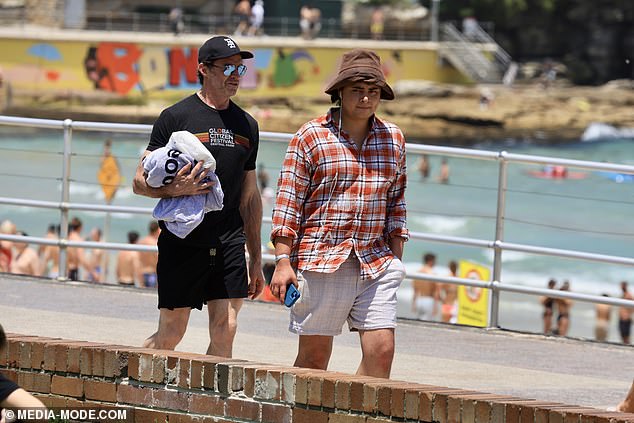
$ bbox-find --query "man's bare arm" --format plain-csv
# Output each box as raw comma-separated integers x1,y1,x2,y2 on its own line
1,387,46,409
240,170,264,299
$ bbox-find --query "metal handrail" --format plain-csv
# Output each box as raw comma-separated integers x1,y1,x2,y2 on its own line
461,20,512,69
0,9,435,42
3,219,632,268
1,115,633,329
407,271,634,308
440,22,498,81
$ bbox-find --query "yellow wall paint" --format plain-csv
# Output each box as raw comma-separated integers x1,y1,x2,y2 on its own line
0,37,469,99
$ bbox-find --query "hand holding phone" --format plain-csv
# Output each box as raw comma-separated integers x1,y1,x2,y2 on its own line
284,283,301,307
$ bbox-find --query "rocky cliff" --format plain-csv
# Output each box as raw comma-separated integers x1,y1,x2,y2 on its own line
3,80,633,145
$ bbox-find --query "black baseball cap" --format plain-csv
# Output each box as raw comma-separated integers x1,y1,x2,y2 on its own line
197,36,254,63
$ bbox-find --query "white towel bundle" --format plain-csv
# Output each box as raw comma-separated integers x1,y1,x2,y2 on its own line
143,131,224,238
167,130,216,172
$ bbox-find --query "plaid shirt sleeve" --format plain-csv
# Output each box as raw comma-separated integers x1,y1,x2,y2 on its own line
271,125,314,242
384,126,409,241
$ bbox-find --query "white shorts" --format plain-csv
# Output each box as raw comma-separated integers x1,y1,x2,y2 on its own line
289,256,406,336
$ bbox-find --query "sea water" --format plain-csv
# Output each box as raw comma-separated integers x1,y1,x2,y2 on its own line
1,126,632,340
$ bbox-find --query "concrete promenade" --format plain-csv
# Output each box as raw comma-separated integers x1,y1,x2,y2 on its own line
1,274,632,412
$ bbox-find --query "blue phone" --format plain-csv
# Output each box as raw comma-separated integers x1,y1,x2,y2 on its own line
284,284,301,307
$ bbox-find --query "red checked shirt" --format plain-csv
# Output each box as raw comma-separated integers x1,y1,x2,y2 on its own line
271,108,408,280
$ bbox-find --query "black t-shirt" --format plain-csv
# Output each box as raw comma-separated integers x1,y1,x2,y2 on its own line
147,94,259,246
0,372,19,402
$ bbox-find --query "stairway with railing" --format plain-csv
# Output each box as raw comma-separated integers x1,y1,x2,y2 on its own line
440,22,513,83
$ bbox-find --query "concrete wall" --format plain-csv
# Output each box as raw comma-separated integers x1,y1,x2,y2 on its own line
1,333,628,423
0,31,468,103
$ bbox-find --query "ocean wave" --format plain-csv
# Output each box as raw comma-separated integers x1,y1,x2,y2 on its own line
68,183,101,196
500,270,623,297
412,215,468,233
94,187,135,200
81,210,139,220
496,299,595,319
110,212,137,219
66,183,135,200
114,187,134,199
483,250,532,263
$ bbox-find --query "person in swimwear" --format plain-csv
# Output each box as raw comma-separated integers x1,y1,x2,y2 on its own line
40,224,60,278
544,165,568,178
539,278,557,334
619,281,633,344
595,293,611,342
440,260,459,323
87,227,105,283
9,231,41,277
555,280,573,336
67,217,95,281
0,220,16,272
116,231,141,287
138,220,160,288
412,253,439,321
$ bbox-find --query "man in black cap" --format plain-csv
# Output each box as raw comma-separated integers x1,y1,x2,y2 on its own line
133,36,264,358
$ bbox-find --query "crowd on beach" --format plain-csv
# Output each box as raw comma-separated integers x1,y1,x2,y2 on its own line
540,278,633,344
410,252,460,323
389,249,634,347
5,217,631,348
0,217,159,288
416,155,450,184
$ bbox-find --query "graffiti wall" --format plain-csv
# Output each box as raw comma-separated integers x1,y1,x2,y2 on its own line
0,37,468,99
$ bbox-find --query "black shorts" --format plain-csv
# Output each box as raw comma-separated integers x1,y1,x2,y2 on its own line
619,318,632,339
156,233,248,310
68,268,79,281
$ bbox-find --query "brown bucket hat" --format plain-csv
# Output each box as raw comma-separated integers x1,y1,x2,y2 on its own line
324,49,394,100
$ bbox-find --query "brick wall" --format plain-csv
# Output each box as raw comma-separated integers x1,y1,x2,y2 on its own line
2,333,633,423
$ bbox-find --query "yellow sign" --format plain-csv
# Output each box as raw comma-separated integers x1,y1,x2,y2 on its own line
457,260,491,327
97,152,121,203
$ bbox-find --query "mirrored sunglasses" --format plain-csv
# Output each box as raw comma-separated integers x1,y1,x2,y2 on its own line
213,63,247,77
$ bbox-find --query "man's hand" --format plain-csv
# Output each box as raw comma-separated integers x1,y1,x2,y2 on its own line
167,161,214,197
134,152,215,199
247,260,265,299
270,260,297,303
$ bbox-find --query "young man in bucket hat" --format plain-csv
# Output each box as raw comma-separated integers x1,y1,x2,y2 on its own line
133,36,264,357
270,49,408,378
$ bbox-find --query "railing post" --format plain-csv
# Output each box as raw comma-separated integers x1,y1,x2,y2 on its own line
328,17,335,38
489,151,509,328
57,119,73,281
430,0,440,42
281,17,288,36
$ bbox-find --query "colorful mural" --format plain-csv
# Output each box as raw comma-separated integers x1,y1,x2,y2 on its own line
0,37,467,100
